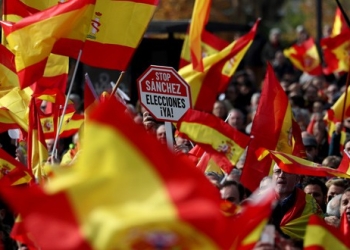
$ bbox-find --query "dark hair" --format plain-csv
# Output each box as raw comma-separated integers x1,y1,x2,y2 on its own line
220,180,245,202
302,177,327,196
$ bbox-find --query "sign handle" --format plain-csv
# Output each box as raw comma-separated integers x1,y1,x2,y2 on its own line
165,122,174,150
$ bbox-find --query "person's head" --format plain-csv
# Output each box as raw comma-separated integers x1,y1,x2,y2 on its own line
344,139,350,155
340,187,350,222
45,139,55,153
295,25,309,44
326,84,339,104
326,194,342,218
226,168,241,183
212,100,228,120
322,156,341,169
302,136,318,159
227,109,245,131
69,93,81,111
272,164,300,200
250,92,261,110
303,177,327,208
326,178,348,203
269,28,281,44
220,180,244,205
205,171,224,188
156,124,166,144
312,101,324,114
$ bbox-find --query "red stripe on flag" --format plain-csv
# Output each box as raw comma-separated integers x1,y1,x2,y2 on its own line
32,74,68,94
81,41,135,70
52,38,85,59
3,0,96,32
17,59,48,89
0,45,16,72
111,0,159,4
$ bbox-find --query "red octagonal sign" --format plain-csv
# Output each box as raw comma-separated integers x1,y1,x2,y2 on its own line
137,65,192,122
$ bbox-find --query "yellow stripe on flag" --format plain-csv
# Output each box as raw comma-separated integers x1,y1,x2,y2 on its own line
87,1,156,48
304,224,348,250
21,0,60,11
241,219,267,246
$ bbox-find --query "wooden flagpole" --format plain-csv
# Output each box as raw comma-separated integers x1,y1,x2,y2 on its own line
110,71,125,97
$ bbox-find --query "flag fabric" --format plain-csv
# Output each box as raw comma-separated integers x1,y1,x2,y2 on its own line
321,29,350,74
2,0,69,94
304,215,350,250
229,187,276,249
241,63,306,192
0,44,19,97
0,108,26,133
20,0,61,11
75,0,159,70
179,29,228,69
337,151,350,175
280,189,323,240
0,147,33,185
257,148,350,178
0,96,231,249
324,81,350,121
10,215,38,250
59,113,85,139
283,37,322,76
331,7,350,37
179,20,259,112
188,0,212,72
177,109,250,166
339,211,350,246
1,0,95,88
27,98,49,182
325,109,347,151
84,73,99,116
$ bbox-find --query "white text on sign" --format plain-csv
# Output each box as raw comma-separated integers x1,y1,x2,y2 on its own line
145,77,181,95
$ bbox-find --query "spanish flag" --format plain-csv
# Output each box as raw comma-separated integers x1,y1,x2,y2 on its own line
331,7,350,37
0,147,33,185
337,151,350,175
27,98,49,182
283,37,322,76
321,29,350,74
304,215,350,250
325,109,347,151
78,0,158,70
0,44,19,98
0,96,231,249
1,0,95,88
179,29,228,69
188,0,212,72
325,82,350,121
177,109,250,166
20,0,61,11
0,108,26,133
2,0,69,94
241,63,305,192
257,148,350,178
179,19,259,112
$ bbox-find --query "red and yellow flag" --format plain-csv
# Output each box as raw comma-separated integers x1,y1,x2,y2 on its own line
179,20,259,112
324,109,347,151
27,98,49,182
0,44,19,97
241,63,306,192
321,29,350,74
257,148,350,178
20,0,61,11
0,96,231,249
331,7,350,37
179,29,228,69
0,147,33,185
188,0,212,72
2,0,69,94
1,0,95,88
177,109,250,166
304,215,350,250
283,37,322,76
77,0,158,70
337,151,350,175
325,84,350,121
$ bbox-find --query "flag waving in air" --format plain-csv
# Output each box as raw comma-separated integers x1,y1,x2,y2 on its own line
1,0,95,88
188,0,212,72
241,63,306,192
0,96,232,249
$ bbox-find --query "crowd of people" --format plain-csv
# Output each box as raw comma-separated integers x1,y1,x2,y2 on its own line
1,23,350,249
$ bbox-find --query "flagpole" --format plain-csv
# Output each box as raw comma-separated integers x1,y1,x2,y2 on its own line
110,71,125,97
52,49,83,161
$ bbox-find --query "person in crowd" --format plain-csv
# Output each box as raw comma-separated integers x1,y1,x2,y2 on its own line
303,177,327,213
156,124,166,145
227,108,246,134
322,156,341,169
220,180,244,205
325,194,342,227
261,28,284,64
212,100,228,121
340,187,350,223
205,172,224,189
270,164,322,243
326,178,348,203
302,135,322,163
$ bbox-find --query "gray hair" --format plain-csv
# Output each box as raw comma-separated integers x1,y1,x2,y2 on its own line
326,194,342,218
